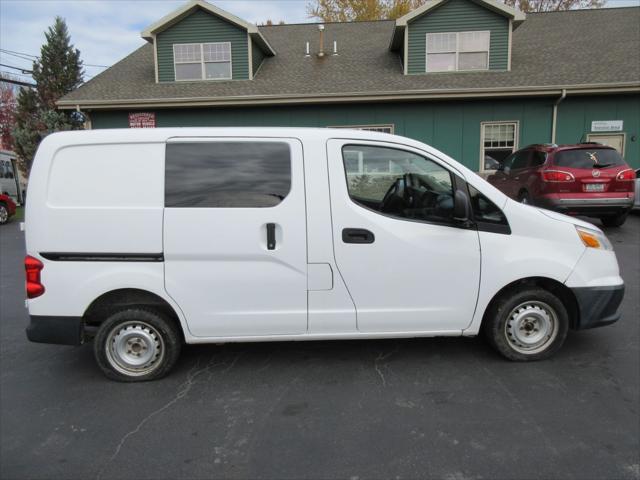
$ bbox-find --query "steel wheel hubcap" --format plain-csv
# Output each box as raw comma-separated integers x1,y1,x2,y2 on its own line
105,321,164,376
505,301,558,354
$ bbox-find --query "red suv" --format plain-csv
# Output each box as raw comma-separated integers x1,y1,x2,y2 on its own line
487,143,636,227
0,193,17,225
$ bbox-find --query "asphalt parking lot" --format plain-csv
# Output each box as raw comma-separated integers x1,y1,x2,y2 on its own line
1,215,639,480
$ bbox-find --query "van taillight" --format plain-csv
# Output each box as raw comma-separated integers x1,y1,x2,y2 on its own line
616,169,635,181
542,170,575,182
24,255,45,299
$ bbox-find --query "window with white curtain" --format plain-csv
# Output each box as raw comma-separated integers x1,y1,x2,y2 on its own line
173,42,232,81
481,121,519,172
426,31,490,72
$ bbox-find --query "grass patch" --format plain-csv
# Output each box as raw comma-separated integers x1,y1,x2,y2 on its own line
14,206,24,222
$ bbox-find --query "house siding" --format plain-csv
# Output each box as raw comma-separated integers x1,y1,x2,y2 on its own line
88,95,640,171
407,0,510,74
252,38,265,75
156,8,249,82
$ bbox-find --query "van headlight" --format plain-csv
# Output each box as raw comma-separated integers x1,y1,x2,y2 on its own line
576,226,613,250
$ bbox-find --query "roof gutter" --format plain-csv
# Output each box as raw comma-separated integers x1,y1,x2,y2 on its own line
57,83,640,110
551,88,567,144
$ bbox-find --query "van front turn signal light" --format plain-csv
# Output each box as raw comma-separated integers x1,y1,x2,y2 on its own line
576,226,612,251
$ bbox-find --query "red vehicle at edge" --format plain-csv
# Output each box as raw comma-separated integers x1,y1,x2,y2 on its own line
0,193,17,225
487,143,636,227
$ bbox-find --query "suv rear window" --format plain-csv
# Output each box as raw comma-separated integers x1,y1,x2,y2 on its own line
553,148,625,169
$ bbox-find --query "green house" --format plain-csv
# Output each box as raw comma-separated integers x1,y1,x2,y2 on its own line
58,0,640,171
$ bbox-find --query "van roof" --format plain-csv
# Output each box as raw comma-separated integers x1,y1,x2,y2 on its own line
44,127,400,144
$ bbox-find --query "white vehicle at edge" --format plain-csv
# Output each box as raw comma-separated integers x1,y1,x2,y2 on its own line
25,128,625,381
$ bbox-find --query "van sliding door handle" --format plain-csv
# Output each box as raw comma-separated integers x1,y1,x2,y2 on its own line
266,223,276,250
342,228,375,244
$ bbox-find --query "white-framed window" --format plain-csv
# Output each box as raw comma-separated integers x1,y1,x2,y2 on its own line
329,124,395,134
426,31,490,72
173,42,232,81
480,121,519,173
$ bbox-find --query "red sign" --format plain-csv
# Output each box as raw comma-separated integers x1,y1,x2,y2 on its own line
128,112,156,128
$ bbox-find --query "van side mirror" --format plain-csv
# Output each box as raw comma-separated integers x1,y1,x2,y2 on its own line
453,190,471,223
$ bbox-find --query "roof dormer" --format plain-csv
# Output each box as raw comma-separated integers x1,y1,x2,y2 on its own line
390,0,525,74
141,0,275,82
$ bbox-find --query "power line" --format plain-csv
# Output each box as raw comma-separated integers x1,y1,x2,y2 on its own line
0,63,33,74
1,48,37,59
0,50,36,64
0,76,35,88
0,48,109,68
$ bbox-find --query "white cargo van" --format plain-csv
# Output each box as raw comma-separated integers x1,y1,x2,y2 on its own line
25,128,625,381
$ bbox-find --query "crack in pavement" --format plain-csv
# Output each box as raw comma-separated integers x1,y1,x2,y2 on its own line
374,343,399,387
95,351,240,480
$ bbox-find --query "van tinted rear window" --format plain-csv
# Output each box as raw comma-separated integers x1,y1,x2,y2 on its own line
553,149,625,169
165,142,291,208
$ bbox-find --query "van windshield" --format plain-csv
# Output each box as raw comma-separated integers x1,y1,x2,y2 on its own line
554,148,625,169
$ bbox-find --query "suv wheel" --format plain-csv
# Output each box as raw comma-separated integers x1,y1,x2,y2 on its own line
94,308,182,382
600,212,628,228
0,203,9,225
483,287,569,361
517,191,532,205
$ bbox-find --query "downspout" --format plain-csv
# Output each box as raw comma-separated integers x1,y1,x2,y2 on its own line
551,89,567,144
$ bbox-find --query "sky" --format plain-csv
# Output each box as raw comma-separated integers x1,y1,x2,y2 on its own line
1,0,638,83
0,0,310,82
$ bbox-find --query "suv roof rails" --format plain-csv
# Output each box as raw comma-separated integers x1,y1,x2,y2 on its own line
522,143,558,149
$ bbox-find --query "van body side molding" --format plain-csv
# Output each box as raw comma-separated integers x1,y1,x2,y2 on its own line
40,252,164,262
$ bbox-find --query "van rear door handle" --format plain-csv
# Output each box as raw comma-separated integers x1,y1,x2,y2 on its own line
342,228,375,244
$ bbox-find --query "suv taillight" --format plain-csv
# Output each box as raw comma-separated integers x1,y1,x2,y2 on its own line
616,169,635,181
541,170,575,182
25,255,45,299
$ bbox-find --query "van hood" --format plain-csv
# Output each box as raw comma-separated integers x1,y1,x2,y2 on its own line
537,208,599,230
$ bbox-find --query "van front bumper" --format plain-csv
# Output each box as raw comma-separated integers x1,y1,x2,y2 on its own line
26,315,84,345
571,284,624,330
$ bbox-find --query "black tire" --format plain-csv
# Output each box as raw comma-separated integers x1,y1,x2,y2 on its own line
93,308,182,382
483,287,569,361
517,190,532,205
600,212,628,228
0,203,9,225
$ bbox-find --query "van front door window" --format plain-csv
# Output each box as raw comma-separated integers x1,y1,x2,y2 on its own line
342,145,455,225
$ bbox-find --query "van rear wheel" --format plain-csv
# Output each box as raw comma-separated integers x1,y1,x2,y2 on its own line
483,287,569,361
94,308,181,382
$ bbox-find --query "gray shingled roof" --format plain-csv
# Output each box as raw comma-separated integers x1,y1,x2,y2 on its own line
59,7,640,107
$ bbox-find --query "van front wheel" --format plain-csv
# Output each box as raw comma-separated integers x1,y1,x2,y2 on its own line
94,308,182,382
484,288,569,361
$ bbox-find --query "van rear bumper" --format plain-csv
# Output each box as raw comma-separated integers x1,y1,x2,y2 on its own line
26,315,83,345
571,285,625,330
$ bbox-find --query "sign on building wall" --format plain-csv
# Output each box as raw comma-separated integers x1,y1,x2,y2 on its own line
591,120,623,132
128,112,156,128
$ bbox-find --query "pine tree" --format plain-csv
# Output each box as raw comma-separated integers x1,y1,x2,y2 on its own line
32,17,84,110
13,88,41,168
13,16,84,173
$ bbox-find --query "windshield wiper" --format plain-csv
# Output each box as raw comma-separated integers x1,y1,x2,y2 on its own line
593,163,614,169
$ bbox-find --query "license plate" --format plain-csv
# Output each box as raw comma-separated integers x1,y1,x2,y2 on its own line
584,183,605,192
